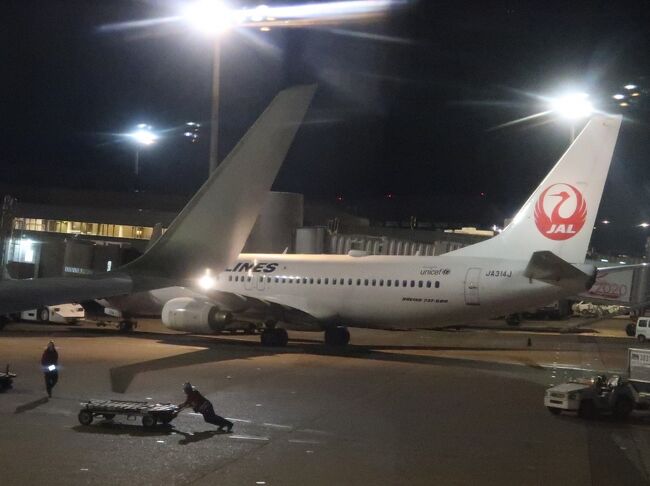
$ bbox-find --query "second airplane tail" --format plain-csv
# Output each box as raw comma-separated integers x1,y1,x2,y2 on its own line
450,115,622,264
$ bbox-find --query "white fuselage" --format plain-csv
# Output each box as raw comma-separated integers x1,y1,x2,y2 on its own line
140,253,591,330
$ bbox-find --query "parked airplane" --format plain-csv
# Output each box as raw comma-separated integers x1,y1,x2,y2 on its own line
145,115,623,346
0,85,317,324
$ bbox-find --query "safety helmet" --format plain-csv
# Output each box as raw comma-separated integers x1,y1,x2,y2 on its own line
183,382,193,393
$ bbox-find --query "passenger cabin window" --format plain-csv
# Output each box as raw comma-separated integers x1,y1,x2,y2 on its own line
364,279,369,286
395,280,399,287
426,281,431,288
333,278,337,285
403,280,407,287
310,278,314,284
418,281,423,288
372,279,376,286
379,279,384,286
435,281,440,288
387,280,392,287
317,278,321,284
356,279,361,286
324,278,329,284
348,278,353,285
228,276,232,282
340,278,344,285
410,280,415,287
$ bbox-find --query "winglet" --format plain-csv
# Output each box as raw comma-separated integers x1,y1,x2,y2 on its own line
123,85,317,284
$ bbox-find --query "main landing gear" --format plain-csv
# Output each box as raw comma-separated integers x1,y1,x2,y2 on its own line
117,320,136,333
324,326,350,346
260,321,288,347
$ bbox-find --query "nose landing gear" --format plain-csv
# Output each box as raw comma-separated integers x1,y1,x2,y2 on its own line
324,326,350,346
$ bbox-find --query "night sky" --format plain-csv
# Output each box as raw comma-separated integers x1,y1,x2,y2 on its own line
3,1,650,255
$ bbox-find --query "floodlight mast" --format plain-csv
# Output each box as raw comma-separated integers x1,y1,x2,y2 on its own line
181,0,400,173
127,124,158,193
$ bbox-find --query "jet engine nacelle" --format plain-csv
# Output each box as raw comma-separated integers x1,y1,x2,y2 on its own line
161,297,232,333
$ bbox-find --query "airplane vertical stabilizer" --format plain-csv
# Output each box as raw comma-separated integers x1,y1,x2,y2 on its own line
449,115,622,263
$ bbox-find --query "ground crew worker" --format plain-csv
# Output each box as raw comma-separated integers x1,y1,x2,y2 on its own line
41,341,58,397
178,382,233,432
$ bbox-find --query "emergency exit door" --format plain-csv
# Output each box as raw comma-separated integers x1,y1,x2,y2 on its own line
464,268,481,305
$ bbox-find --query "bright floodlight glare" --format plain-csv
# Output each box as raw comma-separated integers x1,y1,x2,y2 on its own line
640,223,650,228
250,4,270,22
183,0,243,34
129,126,157,146
198,271,216,290
612,94,625,100
550,92,594,120
624,84,637,90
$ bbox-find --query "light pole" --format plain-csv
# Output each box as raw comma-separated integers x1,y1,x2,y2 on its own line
128,124,158,191
549,92,594,143
182,1,241,174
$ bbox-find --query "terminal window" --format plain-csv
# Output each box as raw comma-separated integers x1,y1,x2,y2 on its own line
13,218,156,240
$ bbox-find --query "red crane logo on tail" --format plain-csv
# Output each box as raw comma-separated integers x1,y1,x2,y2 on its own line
534,183,587,240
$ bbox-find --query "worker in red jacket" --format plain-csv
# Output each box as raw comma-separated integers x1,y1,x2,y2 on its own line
41,341,59,398
178,382,233,432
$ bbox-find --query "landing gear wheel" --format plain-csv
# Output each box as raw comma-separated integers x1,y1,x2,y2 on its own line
118,321,134,333
578,400,597,419
613,397,634,419
261,328,288,347
78,410,93,426
324,326,350,346
142,415,157,428
638,334,646,343
38,307,50,322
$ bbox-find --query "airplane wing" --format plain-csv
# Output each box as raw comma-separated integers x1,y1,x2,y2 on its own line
0,85,316,315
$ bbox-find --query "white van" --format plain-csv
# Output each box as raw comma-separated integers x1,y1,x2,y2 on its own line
635,317,650,342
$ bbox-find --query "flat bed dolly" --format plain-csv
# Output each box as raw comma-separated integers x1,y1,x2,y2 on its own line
78,399,179,428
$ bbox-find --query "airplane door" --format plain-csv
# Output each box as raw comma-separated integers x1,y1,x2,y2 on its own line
464,268,481,305
244,275,254,291
256,275,266,291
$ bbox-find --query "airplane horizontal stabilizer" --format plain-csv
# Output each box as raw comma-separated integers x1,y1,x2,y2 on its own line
524,251,595,291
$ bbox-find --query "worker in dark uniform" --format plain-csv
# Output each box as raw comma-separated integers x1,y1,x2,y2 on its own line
41,341,59,398
178,382,233,432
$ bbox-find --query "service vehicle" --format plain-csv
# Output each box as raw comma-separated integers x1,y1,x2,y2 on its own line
635,317,650,342
21,303,85,324
545,348,650,418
